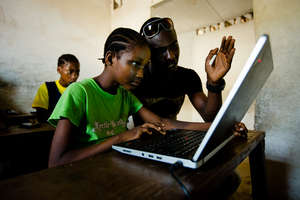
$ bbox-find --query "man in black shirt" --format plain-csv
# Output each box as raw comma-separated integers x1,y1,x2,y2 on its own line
131,17,240,198
132,17,235,125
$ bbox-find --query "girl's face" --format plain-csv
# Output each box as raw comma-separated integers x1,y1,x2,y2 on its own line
112,45,150,90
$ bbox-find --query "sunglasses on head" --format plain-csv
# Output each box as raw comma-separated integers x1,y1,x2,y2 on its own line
142,18,174,39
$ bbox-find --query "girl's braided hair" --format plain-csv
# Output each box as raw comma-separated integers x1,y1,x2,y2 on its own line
100,28,149,64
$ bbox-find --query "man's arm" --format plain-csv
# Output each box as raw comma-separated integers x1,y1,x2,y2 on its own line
189,36,235,122
137,107,211,131
188,90,222,122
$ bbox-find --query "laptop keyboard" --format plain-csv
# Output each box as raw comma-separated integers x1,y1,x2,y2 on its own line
118,129,206,158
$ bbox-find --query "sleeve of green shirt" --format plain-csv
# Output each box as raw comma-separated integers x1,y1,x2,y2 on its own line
127,90,143,116
48,83,86,127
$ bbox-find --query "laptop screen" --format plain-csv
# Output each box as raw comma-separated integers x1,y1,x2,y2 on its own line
193,34,274,161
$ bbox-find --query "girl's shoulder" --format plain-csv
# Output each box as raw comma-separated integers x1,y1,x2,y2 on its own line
68,78,95,90
118,86,133,95
61,79,95,98
118,86,139,100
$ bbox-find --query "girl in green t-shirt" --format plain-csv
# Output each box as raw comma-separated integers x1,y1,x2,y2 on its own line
48,28,247,168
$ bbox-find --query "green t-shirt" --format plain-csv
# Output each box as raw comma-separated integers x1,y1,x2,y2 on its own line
48,78,143,148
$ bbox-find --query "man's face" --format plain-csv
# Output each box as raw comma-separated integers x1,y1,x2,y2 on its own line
146,30,180,73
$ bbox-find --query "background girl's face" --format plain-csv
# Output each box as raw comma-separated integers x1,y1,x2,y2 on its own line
112,45,150,90
57,62,80,87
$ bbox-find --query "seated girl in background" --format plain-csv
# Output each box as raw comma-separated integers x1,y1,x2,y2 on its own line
32,54,80,122
48,28,246,168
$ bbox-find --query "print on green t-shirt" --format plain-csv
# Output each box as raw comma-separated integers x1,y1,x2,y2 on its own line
48,78,143,148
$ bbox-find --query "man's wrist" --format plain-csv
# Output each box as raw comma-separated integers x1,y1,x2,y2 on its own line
206,78,226,93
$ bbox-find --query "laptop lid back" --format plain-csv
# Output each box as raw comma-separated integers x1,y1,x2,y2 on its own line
193,34,273,161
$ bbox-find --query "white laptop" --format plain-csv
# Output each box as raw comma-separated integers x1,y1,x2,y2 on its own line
112,34,274,169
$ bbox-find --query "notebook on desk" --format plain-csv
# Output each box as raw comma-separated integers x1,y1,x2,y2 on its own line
112,34,274,169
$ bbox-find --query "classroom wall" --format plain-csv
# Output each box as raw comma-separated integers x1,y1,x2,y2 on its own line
253,0,300,199
111,0,151,32
177,20,256,129
0,0,111,113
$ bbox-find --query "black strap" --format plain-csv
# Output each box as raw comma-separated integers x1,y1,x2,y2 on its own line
45,81,61,115
206,78,226,93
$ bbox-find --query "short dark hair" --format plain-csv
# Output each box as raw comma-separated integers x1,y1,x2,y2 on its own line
57,54,80,67
101,27,148,64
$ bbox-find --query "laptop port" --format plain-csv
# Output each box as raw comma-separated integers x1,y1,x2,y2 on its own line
148,155,154,158
156,156,162,160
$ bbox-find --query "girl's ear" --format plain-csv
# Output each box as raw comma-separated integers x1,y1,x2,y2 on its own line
104,51,114,66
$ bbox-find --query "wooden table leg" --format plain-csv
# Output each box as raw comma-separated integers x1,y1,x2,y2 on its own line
249,139,267,200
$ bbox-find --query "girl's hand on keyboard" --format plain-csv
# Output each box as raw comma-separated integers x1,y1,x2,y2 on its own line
119,123,166,142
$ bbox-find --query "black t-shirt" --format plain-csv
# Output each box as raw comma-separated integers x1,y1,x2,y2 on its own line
132,66,203,125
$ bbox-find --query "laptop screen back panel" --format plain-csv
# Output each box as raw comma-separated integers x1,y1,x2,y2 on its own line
193,34,273,161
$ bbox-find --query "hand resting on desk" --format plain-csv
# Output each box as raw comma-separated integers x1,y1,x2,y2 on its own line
233,122,248,139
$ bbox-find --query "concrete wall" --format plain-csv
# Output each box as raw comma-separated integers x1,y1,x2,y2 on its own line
0,0,111,113
253,0,300,199
177,21,256,129
111,0,151,32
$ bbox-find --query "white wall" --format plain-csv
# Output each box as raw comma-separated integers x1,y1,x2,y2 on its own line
177,21,256,128
0,0,111,113
111,0,151,32
253,0,300,199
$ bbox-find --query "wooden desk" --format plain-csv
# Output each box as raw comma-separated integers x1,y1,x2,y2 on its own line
3,112,37,126
0,122,55,137
0,131,266,200
0,123,55,179
6,112,36,120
